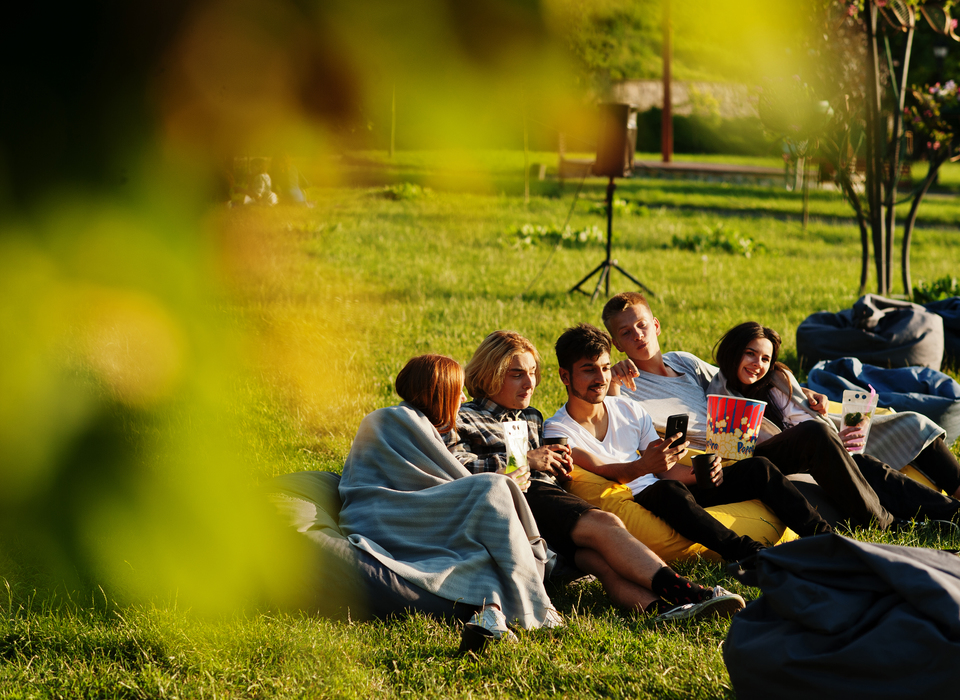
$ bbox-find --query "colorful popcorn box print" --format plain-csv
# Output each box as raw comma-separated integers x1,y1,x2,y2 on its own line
705,394,767,461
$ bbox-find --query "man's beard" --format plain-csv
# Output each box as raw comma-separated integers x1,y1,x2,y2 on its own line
572,384,607,404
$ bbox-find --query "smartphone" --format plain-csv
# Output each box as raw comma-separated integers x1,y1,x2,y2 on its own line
665,414,689,449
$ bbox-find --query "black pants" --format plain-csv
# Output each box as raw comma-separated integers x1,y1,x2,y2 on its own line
754,421,894,528
854,453,960,522
632,457,832,562
910,436,960,496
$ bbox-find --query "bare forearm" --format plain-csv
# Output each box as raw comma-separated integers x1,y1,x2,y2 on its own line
658,463,696,484
571,448,648,484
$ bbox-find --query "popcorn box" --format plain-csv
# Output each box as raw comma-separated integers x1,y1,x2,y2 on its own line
705,394,767,461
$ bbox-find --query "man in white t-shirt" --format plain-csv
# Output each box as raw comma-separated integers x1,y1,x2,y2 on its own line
544,323,832,562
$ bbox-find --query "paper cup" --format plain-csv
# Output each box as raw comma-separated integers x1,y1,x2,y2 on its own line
705,394,767,461
691,453,716,490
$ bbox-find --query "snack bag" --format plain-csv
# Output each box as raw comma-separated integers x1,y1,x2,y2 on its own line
502,420,531,492
840,388,877,454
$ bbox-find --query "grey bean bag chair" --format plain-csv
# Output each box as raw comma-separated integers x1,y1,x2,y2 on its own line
797,294,944,370
263,470,476,622
724,534,960,700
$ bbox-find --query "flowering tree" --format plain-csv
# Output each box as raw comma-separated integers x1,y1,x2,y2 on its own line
768,1,957,294
848,0,957,295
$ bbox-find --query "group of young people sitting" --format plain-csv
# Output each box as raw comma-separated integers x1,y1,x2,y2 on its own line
334,292,960,642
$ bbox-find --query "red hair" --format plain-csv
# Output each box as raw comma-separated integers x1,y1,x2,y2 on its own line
395,354,464,433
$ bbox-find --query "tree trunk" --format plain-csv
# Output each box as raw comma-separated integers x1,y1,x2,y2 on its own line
839,169,872,294
883,24,914,294
902,155,945,295
864,3,888,295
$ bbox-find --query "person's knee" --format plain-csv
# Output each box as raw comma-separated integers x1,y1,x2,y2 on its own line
571,509,625,546
746,456,776,479
795,420,836,443
580,508,625,532
646,479,695,506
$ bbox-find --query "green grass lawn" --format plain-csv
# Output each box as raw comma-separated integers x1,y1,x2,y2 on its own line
324,149,960,229
3,154,960,699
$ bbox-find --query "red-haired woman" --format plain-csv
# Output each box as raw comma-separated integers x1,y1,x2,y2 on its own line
338,354,562,641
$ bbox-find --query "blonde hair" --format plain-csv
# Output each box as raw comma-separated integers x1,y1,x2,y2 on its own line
601,292,652,335
464,331,541,400
395,354,464,433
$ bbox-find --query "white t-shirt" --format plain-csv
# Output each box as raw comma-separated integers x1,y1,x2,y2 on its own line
620,352,717,451
769,383,815,432
544,396,661,496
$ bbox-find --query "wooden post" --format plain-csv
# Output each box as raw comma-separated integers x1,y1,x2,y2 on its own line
389,82,396,159
523,100,530,204
661,0,673,163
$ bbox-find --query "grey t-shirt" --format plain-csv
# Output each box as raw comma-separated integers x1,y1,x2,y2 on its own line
620,351,719,451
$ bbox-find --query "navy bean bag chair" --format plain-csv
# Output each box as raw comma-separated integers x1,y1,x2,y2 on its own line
924,297,960,365
724,535,960,700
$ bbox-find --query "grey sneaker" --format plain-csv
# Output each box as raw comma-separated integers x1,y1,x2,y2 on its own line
468,606,518,642
655,586,745,622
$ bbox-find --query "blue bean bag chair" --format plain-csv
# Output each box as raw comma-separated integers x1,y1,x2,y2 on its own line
724,535,960,700
806,357,960,445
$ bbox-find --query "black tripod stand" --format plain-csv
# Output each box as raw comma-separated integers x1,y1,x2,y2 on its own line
570,177,655,302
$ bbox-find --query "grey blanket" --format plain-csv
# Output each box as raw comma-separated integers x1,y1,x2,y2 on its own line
724,534,960,700
707,370,943,471
338,402,555,629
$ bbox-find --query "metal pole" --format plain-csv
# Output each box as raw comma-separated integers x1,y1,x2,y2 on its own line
605,178,615,296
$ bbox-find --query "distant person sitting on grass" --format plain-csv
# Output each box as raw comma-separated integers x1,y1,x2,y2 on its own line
444,330,745,622
337,354,562,641
271,153,310,205
543,323,832,563
243,158,278,206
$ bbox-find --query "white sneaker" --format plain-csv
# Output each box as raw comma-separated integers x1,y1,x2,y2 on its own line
655,586,745,622
541,608,565,629
468,606,518,642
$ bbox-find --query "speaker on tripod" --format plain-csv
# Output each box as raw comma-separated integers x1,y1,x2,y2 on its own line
570,103,655,302
593,103,637,178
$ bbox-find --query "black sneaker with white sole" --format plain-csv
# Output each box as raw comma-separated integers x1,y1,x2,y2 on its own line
654,586,746,622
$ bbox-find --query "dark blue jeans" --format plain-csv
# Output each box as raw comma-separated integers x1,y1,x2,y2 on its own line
633,456,832,562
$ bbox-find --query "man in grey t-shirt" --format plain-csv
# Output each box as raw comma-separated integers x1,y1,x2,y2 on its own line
599,292,895,529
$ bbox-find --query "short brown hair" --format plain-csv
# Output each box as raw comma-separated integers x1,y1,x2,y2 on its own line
555,324,612,374
601,292,652,334
395,354,464,433
464,331,541,400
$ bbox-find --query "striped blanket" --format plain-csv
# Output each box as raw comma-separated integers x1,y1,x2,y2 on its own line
337,402,555,629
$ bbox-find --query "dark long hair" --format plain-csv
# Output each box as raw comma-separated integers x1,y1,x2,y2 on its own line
395,354,464,434
713,322,790,430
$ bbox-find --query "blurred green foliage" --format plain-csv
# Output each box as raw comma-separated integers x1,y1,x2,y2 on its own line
913,275,960,303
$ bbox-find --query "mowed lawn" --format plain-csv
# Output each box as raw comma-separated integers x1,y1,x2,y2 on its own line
3,154,960,699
